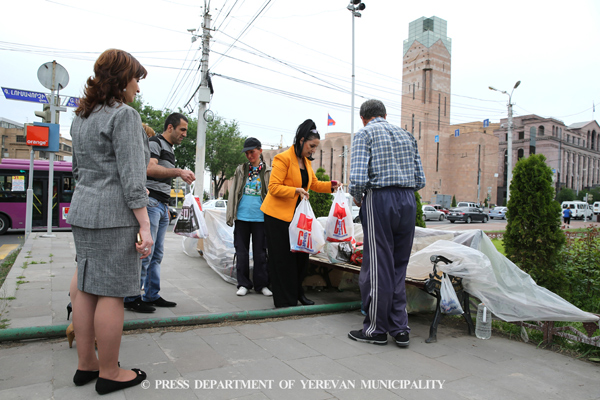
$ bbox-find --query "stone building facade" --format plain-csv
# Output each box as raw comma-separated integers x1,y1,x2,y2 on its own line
400,16,499,205
493,115,600,202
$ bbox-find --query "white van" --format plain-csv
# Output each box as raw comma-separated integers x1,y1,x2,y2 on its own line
561,201,593,220
593,201,600,215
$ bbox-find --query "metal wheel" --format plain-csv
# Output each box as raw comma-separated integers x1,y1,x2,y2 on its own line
439,214,445,221
482,216,488,223
466,216,472,224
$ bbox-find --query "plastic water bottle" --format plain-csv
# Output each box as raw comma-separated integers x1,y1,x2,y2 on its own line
475,303,492,339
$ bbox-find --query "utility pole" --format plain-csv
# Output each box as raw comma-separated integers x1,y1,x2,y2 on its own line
194,6,212,200
489,80,520,204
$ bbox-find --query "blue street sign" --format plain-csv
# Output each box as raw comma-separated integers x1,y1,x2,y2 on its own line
2,87,49,104
454,129,460,137
65,97,80,108
483,119,490,128
434,135,439,143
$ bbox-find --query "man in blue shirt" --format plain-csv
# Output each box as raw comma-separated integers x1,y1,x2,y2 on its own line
348,99,425,348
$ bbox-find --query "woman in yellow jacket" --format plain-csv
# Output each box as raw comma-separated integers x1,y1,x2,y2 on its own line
261,119,340,308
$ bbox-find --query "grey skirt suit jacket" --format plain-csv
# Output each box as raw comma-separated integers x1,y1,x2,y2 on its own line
67,103,150,296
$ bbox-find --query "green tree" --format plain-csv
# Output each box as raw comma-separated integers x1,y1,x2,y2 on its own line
556,187,575,203
451,195,457,207
503,154,566,292
415,191,426,228
205,116,246,197
309,168,332,217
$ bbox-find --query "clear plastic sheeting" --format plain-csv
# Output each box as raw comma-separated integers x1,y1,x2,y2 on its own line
408,232,599,323
201,208,253,285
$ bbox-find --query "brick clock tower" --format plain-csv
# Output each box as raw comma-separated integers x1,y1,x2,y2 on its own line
401,16,452,202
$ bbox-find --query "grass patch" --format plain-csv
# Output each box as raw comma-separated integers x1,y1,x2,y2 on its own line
490,238,505,255
0,248,21,289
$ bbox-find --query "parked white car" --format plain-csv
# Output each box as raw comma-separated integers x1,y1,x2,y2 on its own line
561,201,593,220
593,201,600,215
202,199,228,210
422,205,445,221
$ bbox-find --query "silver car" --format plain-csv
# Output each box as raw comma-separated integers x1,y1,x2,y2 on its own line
422,205,445,221
489,206,507,220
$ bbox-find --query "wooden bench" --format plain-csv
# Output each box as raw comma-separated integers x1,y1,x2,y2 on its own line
309,255,474,343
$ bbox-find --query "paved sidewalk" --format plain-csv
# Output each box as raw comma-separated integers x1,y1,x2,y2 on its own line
0,230,598,399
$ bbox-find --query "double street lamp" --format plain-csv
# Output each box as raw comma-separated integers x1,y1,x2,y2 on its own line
489,80,521,203
344,0,365,186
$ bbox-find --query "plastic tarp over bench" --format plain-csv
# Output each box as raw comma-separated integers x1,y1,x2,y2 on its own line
406,228,599,323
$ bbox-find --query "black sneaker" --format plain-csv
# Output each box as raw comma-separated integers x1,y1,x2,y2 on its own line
394,331,409,348
146,297,177,307
348,330,388,345
124,298,155,313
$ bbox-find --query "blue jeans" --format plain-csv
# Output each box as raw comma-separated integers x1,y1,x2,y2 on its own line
125,197,170,303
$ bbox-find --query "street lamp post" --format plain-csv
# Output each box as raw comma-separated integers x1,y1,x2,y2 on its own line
489,80,520,203
345,0,365,187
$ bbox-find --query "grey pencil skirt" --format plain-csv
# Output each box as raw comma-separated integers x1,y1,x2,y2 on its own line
72,225,141,297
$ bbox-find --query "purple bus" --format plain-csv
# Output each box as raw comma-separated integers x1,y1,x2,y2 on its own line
0,158,74,234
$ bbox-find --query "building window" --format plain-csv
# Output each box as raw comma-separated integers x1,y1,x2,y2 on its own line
411,114,414,134
538,126,544,136
518,149,524,160
518,131,524,140
423,18,434,32
16,135,26,143
412,83,415,100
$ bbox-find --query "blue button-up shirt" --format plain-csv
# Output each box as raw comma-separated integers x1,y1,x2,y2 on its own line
349,117,425,204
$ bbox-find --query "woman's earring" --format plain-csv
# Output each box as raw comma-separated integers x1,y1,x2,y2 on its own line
123,88,127,92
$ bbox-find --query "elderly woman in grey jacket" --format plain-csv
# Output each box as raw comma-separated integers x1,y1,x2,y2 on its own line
226,137,272,297
66,49,152,395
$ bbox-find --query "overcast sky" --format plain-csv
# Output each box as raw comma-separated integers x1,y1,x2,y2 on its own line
2,0,600,182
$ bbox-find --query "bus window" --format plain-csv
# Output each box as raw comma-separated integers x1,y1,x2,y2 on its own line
62,177,75,203
0,174,26,200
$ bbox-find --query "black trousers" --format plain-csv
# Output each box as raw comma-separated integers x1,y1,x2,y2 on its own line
264,214,308,308
233,220,268,291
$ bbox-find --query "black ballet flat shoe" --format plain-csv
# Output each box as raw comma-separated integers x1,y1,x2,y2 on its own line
67,302,72,320
73,369,99,386
95,368,147,395
298,295,315,306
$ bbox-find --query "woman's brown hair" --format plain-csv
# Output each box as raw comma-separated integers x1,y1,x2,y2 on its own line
75,49,147,118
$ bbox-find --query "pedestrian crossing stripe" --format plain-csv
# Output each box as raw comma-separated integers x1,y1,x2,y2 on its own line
0,244,19,261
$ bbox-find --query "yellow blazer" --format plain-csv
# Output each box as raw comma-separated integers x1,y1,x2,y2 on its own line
261,146,332,222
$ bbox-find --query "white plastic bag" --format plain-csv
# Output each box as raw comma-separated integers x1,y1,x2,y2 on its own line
325,187,354,242
289,198,325,254
440,273,464,315
174,193,208,239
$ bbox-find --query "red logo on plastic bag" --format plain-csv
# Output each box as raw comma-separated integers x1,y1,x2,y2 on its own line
333,203,347,219
297,213,313,231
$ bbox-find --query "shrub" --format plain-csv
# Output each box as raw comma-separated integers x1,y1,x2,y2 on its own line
415,191,426,228
556,187,575,203
451,195,457,207
555,227,600,313
503,154,565,293
309,167,332,218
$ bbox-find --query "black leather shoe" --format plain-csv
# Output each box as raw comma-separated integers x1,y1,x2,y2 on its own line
146,297,177,307
95,368,147,395
73,369,99,386
298,295,315,306
124,298,156,313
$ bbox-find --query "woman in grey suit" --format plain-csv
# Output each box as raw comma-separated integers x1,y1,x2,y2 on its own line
66,49,153,395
